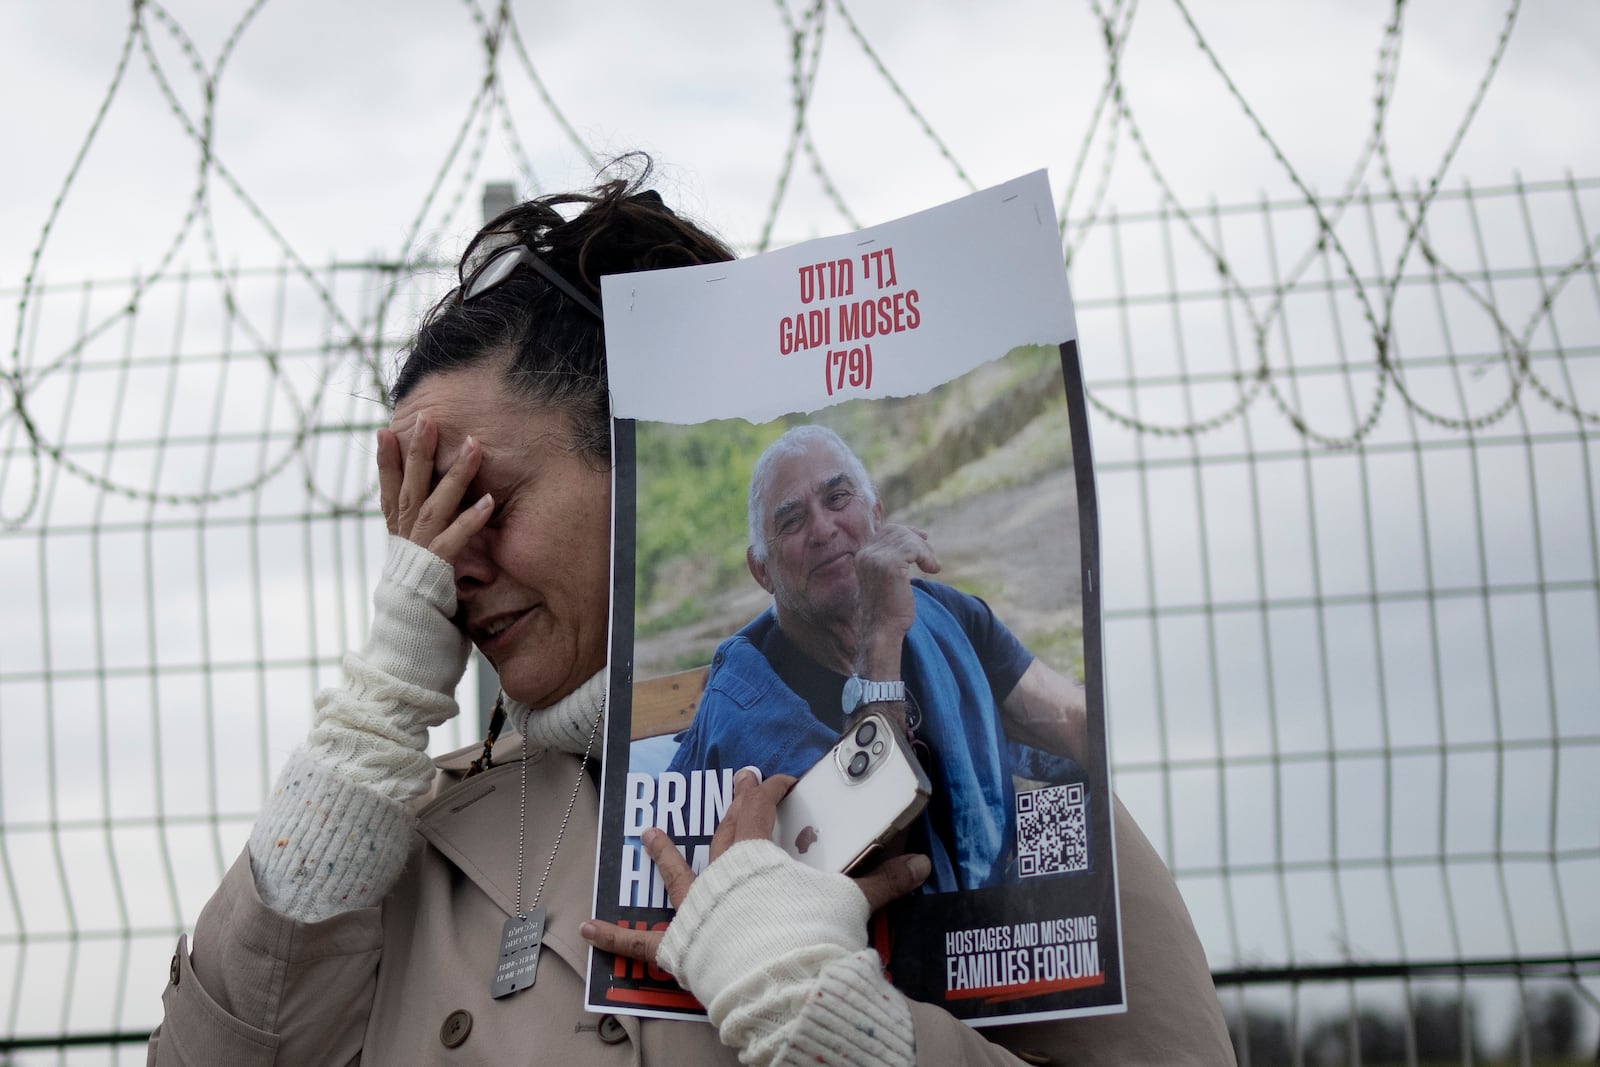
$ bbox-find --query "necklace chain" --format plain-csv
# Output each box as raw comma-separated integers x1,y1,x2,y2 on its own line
513,703,605,918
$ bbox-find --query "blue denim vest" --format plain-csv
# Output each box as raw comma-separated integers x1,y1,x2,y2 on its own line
666,582,1050,891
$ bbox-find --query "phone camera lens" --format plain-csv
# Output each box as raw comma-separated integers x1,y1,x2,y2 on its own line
871,741,885,755
854,721,878,746
848,751,870,778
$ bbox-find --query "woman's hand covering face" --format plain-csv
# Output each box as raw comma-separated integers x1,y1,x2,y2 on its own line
377,413,494,563
384,366,613,709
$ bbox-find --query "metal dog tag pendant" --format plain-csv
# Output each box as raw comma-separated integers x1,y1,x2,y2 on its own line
490,906,546,998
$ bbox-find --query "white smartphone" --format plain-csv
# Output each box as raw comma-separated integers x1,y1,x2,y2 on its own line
773,712,932,874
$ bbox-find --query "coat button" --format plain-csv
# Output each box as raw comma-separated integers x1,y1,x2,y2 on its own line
440,1009,473,1048
169,953,180,986
597,1014,628,1045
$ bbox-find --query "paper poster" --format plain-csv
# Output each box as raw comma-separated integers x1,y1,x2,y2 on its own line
588,171,1124,1027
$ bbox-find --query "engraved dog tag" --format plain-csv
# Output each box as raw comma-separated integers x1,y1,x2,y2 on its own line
490,906,546,999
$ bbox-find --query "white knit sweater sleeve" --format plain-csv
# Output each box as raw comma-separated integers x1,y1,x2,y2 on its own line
657,840,915,1067
247,536,470,922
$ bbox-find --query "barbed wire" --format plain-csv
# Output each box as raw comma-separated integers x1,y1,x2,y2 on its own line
1073,0,1599,450
1058,0,1139,258
758,0,830,253
4,0,1598,532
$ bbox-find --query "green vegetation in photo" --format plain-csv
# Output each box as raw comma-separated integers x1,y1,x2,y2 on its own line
634,417,788,625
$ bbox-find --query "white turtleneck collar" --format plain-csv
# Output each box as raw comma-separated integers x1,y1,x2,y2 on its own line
504,669,608,757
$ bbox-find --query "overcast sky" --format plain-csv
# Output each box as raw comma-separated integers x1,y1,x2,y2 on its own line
5,0,1598,283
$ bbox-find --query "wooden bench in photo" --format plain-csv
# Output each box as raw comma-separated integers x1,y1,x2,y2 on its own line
630,666,710,740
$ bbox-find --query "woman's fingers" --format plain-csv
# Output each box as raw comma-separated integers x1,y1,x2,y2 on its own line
642,827,697,910
376,428,402,535
413,435,483,552
581,800,926,976
394,414,435,539
428,492,493,561
579,920,667,970
708,770,793,861
385,415,488,562
579,826,695,969
853,852,931,913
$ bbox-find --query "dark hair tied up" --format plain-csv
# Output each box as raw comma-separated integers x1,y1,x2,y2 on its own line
392,155,735,461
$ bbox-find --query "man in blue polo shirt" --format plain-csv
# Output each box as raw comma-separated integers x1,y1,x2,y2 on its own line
666,424,1088,892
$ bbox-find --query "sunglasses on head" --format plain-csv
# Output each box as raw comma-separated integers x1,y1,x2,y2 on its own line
458,244,603,322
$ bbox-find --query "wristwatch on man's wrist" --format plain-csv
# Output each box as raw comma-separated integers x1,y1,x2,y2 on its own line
841,675,906,714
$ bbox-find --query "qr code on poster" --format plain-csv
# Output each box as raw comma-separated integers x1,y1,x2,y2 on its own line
1016,782,1088,877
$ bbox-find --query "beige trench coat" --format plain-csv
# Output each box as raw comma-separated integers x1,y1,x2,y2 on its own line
149,740,1234,1065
